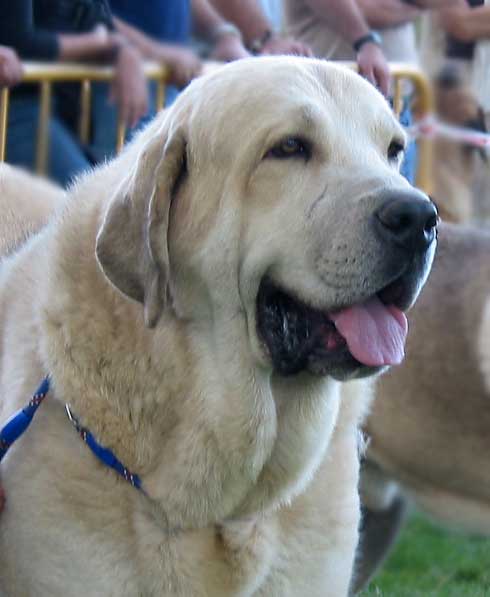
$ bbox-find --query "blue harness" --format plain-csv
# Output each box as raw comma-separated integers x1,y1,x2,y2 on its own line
0,378,142,491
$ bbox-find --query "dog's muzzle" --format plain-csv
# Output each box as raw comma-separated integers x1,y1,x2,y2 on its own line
373,191,438,253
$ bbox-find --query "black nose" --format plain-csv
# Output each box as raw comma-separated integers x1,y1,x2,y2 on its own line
374,193,438,251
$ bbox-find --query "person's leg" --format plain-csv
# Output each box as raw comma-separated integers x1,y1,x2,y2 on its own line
164,85,179,107
6,94,90,187
88,82,157,164
87,82,118,164
48,118,92,187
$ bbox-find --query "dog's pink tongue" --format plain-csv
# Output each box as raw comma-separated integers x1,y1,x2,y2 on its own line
329,296,408,367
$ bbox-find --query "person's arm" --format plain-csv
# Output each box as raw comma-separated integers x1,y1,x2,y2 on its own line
0,0,114,61
358,0,421,29
113,17,202,88
210,0,271,46
304,0,390,95
0,0,59,60
304,0,375,42
359,0,457,31
438,0,490,42
0,46,23,87
210,0,312,56
192,0,250,61
58,26,115,61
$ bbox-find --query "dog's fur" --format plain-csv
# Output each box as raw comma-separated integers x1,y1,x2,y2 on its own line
432,76,481,224
354,223,490,591
431,68,488,225
0,164,66,256
0,58,433,596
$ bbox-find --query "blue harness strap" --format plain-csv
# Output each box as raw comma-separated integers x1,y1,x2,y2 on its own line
65,404,142,490
0,378,143,492
0,377,50,462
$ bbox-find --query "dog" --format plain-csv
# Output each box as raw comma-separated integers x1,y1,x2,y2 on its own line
0,57,436,596
0,163,66,257
431,66,488,225
354,222,490,592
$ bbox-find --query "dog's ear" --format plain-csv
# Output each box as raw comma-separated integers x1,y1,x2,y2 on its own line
96,129,187,328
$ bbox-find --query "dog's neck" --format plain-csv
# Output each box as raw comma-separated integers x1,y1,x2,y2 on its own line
36,185,273,525
36,164,338,529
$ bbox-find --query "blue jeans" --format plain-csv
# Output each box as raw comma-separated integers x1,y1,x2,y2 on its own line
397,100,418,186
88,82,179,163
6,94,91,188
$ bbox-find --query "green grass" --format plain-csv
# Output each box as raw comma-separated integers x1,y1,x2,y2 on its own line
360,514,490,597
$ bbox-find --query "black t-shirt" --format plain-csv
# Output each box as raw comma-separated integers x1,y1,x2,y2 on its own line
0,0,114,61
446,0,484,60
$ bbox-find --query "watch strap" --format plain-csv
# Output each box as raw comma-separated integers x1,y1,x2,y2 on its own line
353,32,382,53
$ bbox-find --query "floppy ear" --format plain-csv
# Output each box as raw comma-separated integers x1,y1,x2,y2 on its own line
96,129,186,328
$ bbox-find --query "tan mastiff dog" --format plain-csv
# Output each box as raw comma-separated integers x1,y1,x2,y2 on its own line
354,223,490,592
0,57,437,596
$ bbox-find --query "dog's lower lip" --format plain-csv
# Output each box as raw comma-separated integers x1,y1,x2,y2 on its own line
256,278,363,377
377,277,408,311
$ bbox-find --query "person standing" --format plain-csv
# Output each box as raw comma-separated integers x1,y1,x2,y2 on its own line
87,0,252,162
215,0,391,93
0,0,148,186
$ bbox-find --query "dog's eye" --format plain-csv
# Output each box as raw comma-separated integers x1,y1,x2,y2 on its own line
267,137,311,160
387,140,405,162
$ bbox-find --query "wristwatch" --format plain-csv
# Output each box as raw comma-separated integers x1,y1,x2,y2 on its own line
352,31,383,53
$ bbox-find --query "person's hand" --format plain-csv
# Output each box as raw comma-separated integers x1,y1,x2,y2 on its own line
357,42,390,96
260,34,313,57
110,44,149,129
211,34,251,62
0,46,23,89
158,45,202,89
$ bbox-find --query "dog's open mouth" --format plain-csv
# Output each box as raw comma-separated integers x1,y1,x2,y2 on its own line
256,278,409,379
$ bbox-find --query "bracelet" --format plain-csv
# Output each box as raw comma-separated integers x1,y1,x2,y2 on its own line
210,22,243,43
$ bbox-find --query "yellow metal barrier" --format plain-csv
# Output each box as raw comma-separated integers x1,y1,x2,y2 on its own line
0,61,168,174
0,61,433,193
391,62,435,196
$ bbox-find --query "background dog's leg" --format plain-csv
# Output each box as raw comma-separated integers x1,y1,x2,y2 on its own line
350,461,409,594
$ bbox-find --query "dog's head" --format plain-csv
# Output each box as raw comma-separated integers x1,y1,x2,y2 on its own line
96,57,437,382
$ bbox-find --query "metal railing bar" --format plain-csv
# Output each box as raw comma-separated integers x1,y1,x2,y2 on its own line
35,80,52,175
0,61,432,193
79,79,92,145
0,88,9,162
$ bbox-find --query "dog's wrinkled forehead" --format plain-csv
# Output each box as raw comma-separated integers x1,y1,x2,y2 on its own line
177,57,403,155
